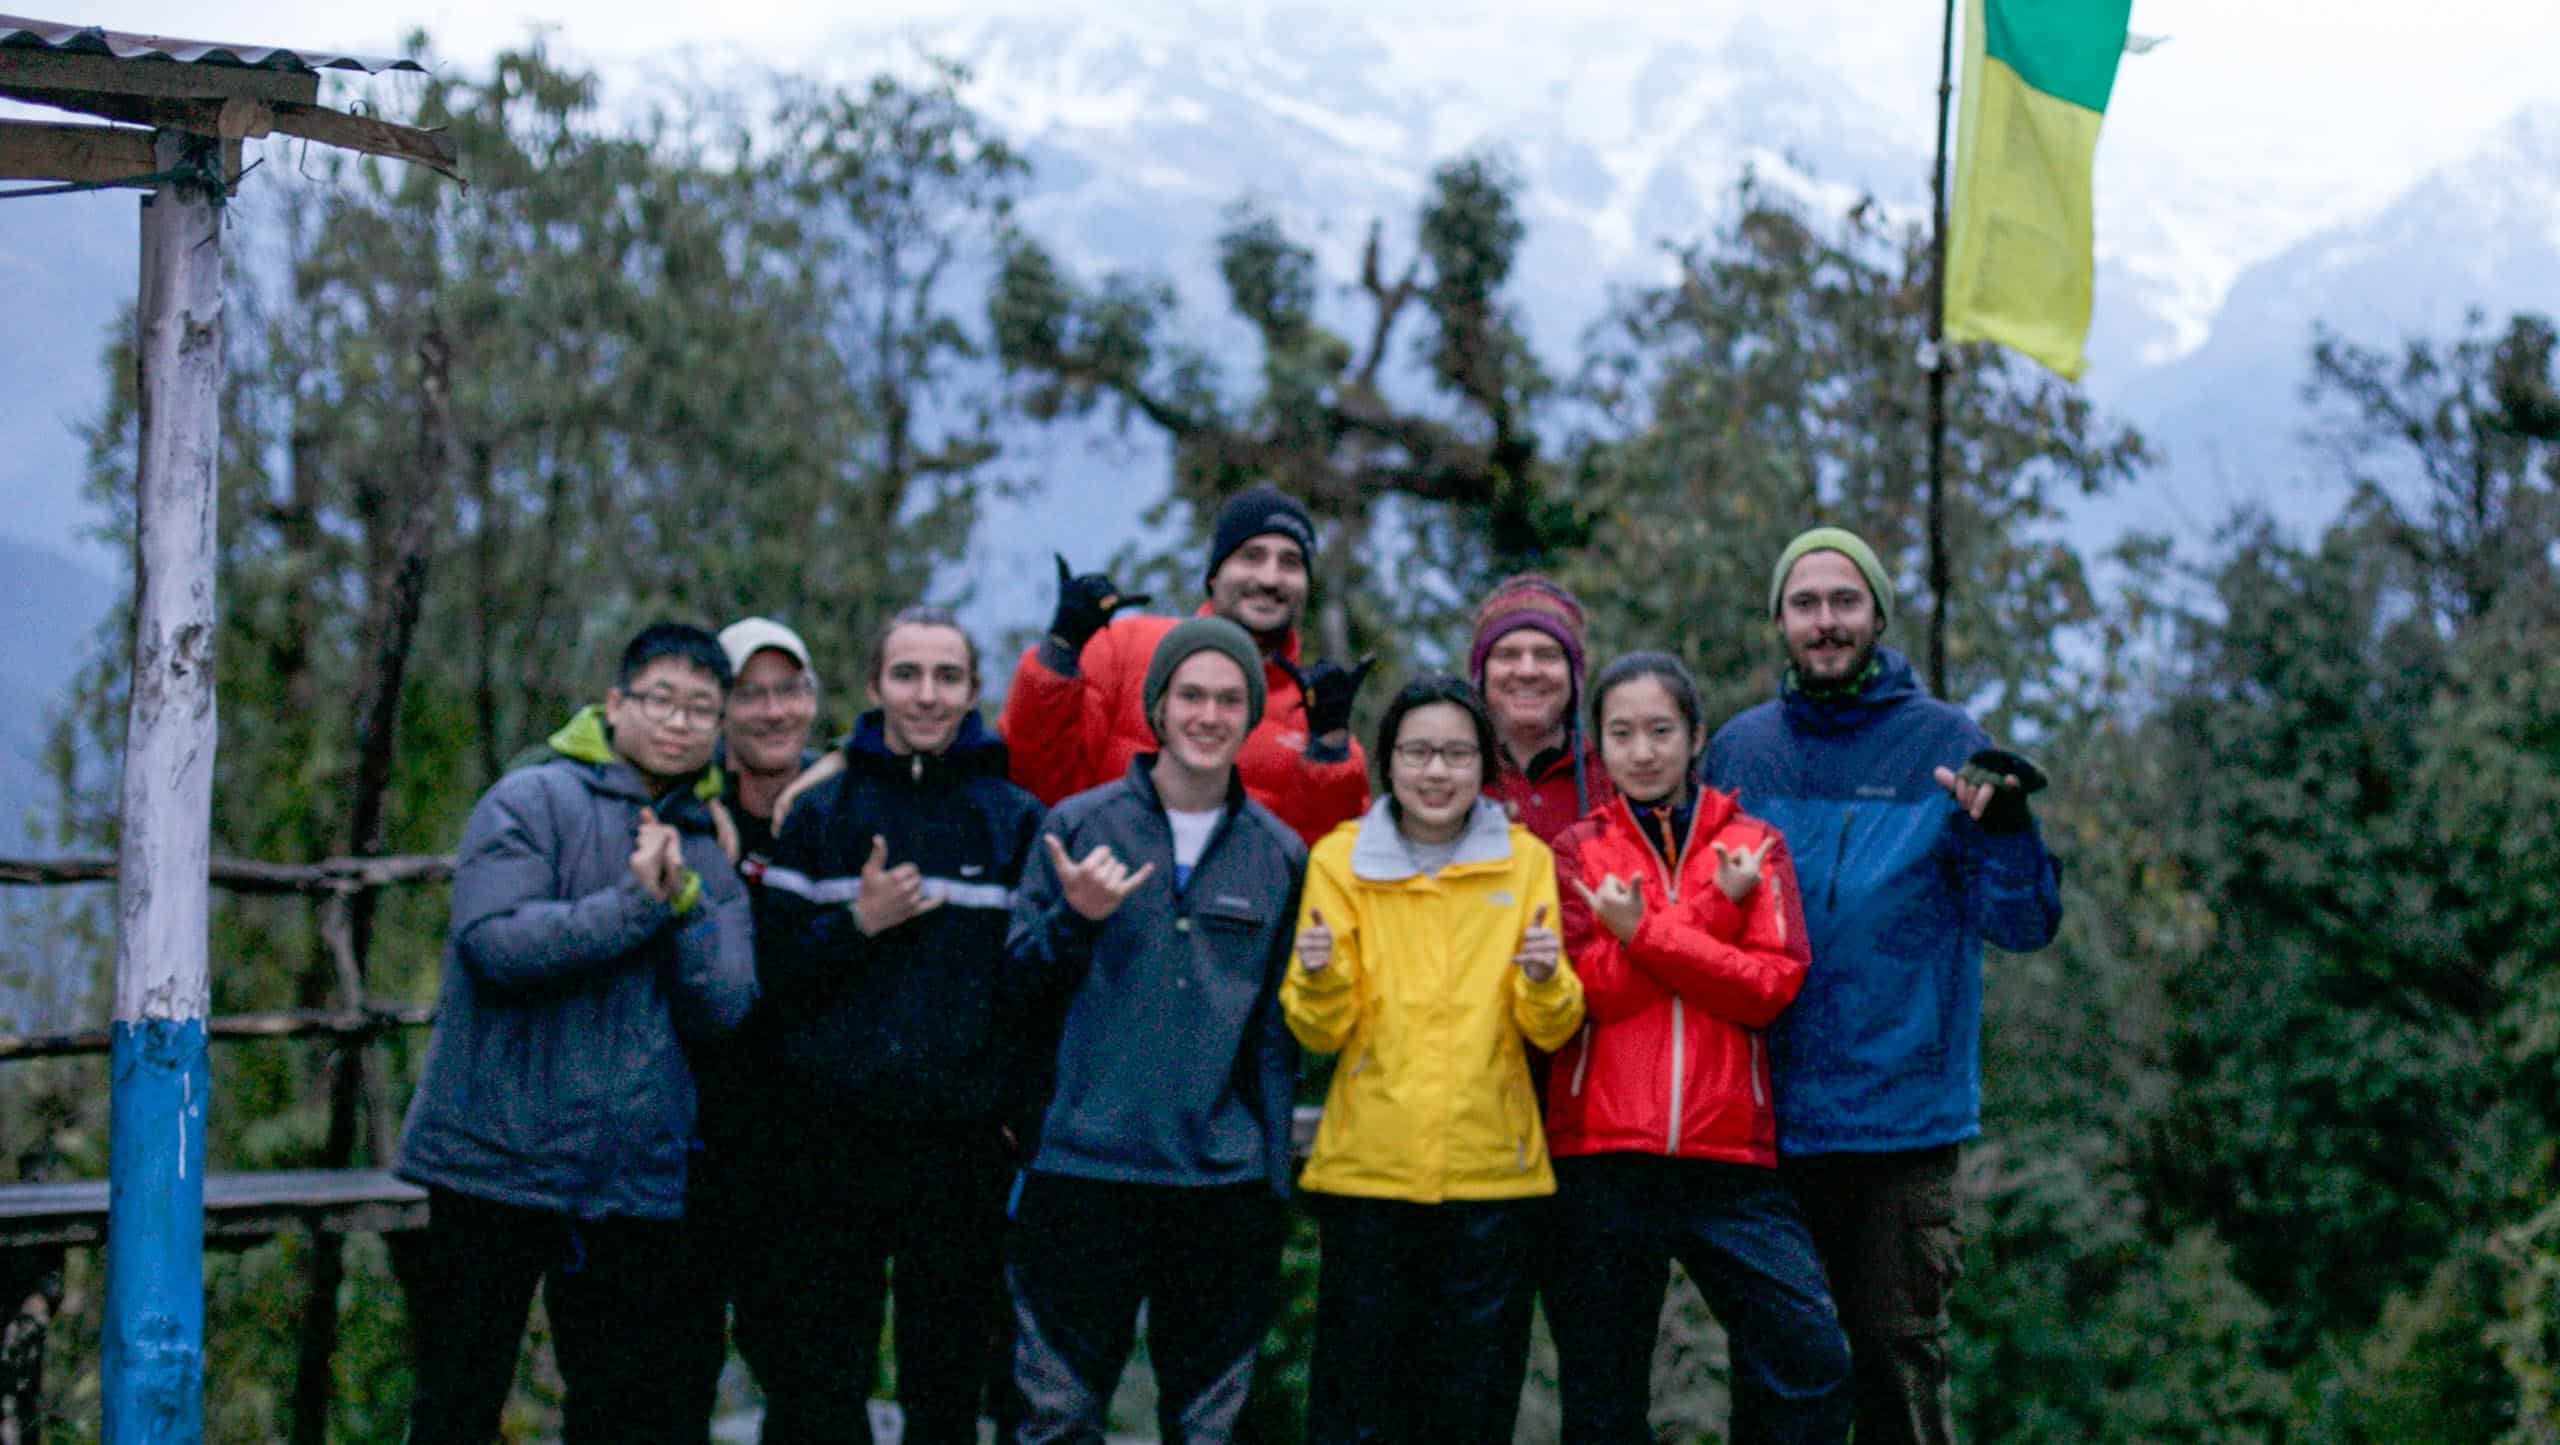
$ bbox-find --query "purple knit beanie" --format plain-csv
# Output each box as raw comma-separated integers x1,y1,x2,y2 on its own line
1467,574,1589,688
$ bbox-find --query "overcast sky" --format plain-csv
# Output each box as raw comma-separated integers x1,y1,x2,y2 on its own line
46,0,2560,170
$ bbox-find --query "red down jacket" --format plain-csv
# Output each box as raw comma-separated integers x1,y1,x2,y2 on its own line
1545,786,1811,1167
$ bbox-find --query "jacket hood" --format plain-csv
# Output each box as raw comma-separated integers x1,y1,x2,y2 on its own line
543,705,726,809
1779,645,1923,738
1348,795,1514,881
842,708,1010,783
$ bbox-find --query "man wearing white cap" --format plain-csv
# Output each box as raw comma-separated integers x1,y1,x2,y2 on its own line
716,616,823,882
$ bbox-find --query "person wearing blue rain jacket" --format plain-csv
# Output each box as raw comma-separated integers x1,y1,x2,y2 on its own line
1704,527,2062,1445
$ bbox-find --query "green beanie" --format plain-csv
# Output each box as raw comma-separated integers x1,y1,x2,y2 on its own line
1768,526,1893,631
1144,616,1267,737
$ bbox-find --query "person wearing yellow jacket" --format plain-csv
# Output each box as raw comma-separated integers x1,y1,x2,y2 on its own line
1285,675,1586,1444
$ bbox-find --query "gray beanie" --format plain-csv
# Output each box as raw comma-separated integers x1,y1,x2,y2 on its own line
1144,616,1266,736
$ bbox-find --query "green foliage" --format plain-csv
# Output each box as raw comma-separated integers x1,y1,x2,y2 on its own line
1565,175,2150,728
988,149,1568,686
20,39,1035,1442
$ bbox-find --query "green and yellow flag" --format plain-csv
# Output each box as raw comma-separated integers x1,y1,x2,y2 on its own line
1943,0,2133,380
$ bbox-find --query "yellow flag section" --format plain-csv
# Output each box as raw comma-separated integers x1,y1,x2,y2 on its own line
1943,0,2133,380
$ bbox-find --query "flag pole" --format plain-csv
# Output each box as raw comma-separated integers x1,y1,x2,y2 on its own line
1925,0,1958,699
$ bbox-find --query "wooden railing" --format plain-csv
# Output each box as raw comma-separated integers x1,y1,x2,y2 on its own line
0,851,452,1445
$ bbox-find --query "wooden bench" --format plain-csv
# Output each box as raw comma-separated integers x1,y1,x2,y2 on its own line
0,1169,428,1251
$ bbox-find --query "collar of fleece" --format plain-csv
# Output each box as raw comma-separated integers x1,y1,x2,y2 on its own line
1348,795,1514,882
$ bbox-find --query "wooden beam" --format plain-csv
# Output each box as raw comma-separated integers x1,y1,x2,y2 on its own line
0,85,457,180
0,1004,436,1064
0,118,153,184
269,101,459,179
0,852,456,894
0,48,317,105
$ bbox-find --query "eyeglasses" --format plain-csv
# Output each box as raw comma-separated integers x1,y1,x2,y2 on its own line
1391,741,1482,769
627,690,724,729
731,679,816,709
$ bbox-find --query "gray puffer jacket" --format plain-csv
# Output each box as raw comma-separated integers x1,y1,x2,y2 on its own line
397,706,756,1219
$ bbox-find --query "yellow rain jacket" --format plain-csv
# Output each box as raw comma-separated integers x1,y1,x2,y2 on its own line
1285,797,1585,1202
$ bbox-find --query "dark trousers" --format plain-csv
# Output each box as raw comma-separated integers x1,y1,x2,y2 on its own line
726,1129,1013,1445
403,1187,721,1445
1547,1155,1851,1445
1781,1145,1962,1445
1006,1172,1284,1444
1304,1193,1536,1445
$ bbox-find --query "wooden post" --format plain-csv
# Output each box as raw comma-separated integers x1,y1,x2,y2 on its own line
103,129,222,1445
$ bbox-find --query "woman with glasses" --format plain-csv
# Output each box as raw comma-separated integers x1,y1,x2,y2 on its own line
1283,675,1587,1443
1544,652,1850,1443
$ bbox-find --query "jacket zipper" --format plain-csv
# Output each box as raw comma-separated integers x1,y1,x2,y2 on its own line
1570,1020,1593,1096
1749,1033,1767,1107
1827,807,1854,912
1634,798,1704,1155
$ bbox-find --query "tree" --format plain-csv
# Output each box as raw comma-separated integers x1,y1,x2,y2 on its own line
1563,175,2151,731
29,42,1035,1440
989,152,1575,666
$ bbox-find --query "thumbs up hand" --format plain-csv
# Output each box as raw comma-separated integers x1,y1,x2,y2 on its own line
1514,903,1561,982
1296,909,1335,973
853,835,942,937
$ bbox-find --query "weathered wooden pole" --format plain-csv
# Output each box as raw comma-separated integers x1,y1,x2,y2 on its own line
103,130,223,1444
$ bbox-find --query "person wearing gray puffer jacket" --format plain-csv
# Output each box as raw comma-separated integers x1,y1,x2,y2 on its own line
397,622,756,1445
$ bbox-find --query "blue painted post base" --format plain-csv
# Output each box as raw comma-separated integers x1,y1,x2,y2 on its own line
104,1018,209,1443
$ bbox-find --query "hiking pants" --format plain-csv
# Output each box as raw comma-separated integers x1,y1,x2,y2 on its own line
728,1128,1013,1445
1304,1193,1537,1445
1547,1154,1851,1445
403,1186,720,1445
1781,1145,1962,1445
1005,1173,1284,1444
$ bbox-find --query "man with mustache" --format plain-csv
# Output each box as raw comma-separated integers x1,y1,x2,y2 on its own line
1703,527,2063,1445
1000,485,1374,846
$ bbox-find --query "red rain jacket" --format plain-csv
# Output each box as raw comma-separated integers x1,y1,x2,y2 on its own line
1545,787,1810,1167
998,607,1370,846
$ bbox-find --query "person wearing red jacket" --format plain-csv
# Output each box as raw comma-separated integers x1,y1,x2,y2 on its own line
1470,574,1613,846
1546,652,1850,1444
999,486,1374,846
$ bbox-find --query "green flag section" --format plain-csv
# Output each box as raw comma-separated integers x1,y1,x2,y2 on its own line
1943,0,2133,380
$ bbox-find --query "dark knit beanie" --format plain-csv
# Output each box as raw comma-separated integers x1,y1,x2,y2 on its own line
1468,574,1590,689
1143,616,1267,737
1203,486,1318,590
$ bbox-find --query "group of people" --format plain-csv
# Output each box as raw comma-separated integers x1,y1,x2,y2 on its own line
391,485,2064,1445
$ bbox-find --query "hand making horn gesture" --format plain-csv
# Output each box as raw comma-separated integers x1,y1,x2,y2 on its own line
853,835,943,937
1044,834,1157,921
630,808,683,903
1709,835,1775,904
1512,904,1561,982
1573,873,1644,944
1295,909,1334,972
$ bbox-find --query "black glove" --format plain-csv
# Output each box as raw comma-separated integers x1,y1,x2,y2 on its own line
1285,655,1379,742
1956,747,2047,834
1047,553,1150,655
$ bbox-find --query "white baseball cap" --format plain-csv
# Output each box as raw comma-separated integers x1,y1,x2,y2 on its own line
717,616,816,686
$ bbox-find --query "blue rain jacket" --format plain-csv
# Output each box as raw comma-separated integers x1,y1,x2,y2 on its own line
1705,647,2061,1156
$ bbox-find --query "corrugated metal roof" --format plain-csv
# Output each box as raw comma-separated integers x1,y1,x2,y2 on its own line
0,13,424,75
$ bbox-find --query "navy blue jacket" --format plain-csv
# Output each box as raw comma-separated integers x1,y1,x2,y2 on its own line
1705,647,2062,1156
741,711,1047,1151
1005,755,1306,1197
